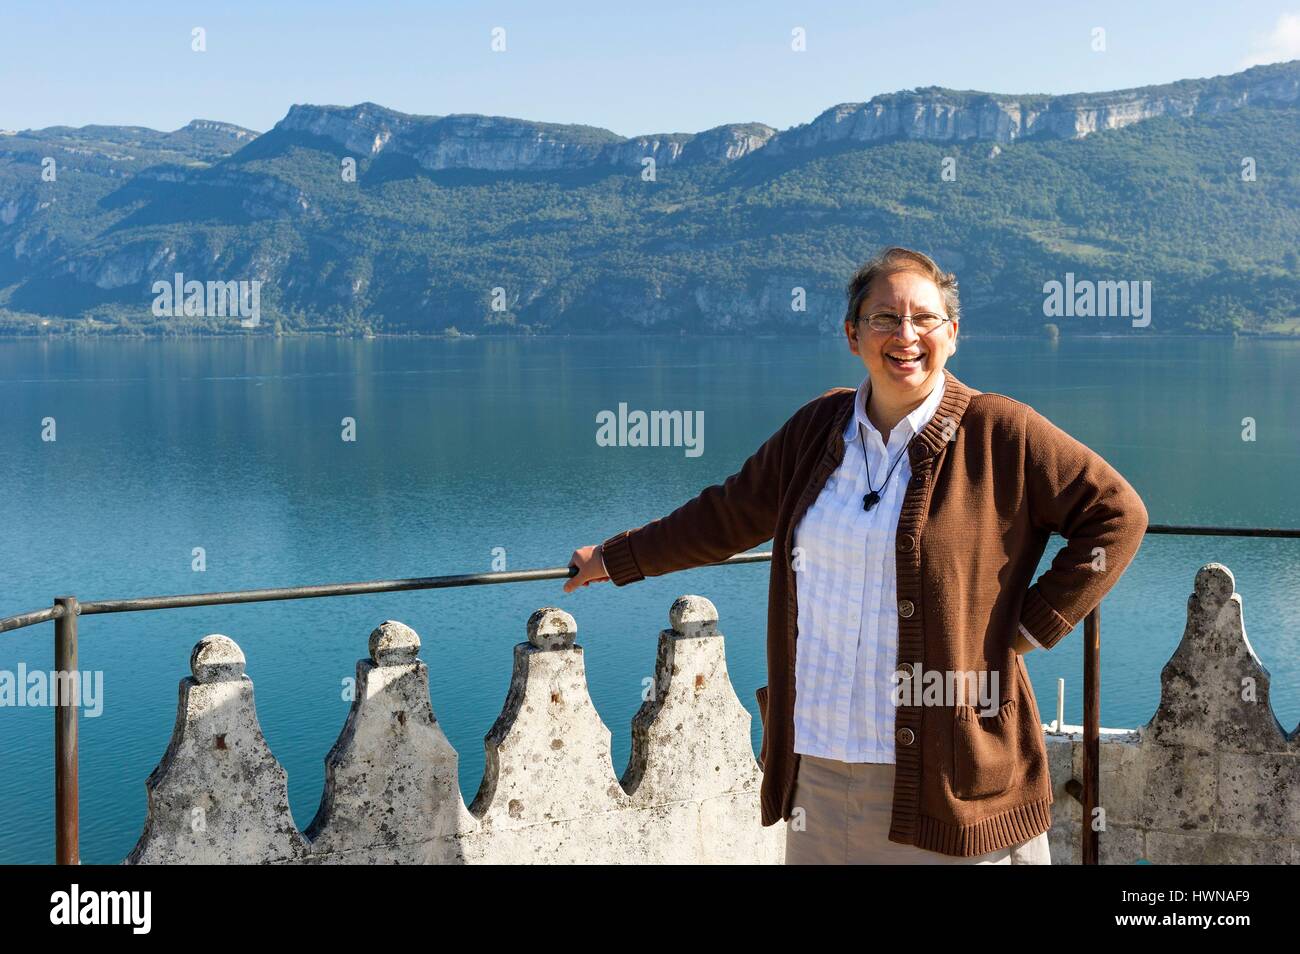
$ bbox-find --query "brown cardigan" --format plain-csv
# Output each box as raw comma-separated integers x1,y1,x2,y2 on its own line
600,369,1148,856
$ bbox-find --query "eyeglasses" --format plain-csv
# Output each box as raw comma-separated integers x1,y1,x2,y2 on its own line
858,311,952,334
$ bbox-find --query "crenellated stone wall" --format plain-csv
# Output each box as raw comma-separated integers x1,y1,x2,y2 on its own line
1043,564,1299,864
126,595,781,864
125,565,1298,864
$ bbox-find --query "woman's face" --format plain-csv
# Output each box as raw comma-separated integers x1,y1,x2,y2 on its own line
845,269,958,402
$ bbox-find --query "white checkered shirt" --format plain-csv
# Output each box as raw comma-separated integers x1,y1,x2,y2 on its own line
791,373,947,763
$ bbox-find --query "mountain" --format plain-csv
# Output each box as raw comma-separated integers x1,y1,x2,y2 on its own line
269,103,777,171
0,118,257,168
0,61,1296,336
767,64,1299,152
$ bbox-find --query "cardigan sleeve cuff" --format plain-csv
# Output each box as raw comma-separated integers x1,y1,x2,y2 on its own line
599,530,646,586
1017,623,1045,651
1020,586,1075,650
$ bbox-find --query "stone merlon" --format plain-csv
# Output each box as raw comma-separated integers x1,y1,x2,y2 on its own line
125,564,1299,864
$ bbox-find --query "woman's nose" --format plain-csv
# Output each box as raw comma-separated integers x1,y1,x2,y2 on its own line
893,318,921,343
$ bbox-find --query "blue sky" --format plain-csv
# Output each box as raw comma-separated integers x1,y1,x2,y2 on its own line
3,0,1298,135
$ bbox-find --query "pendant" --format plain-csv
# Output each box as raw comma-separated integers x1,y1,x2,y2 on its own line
862,491,880,512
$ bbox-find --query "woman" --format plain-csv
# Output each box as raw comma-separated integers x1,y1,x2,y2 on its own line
564,246,1148,864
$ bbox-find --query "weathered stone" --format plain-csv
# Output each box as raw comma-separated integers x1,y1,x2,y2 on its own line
526,606,576,651
465,607,634,862
620,595,783,862
121,561,1296,865
1147,564,1289,752
1215,751,1299,839
126,635,308,864
1050,818,1082,866
1097,731,1146,828
306,621,477,864
1098,824,1145,865
1038,564,1298,865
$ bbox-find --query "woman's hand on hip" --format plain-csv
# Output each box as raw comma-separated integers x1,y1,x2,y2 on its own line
564,544,610,593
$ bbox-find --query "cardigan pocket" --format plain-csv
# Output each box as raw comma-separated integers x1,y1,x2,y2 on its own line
755,685,770,769
952,697,1018,799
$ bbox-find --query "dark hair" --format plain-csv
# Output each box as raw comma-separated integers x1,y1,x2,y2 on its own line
844,246,961,325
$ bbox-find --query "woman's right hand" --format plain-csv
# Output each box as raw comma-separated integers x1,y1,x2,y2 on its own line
563,544,610,593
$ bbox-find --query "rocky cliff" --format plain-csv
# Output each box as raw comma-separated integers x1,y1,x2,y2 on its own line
7,61,1295,176
767,65,1300,152
262,61,1298,172
275,102,776,171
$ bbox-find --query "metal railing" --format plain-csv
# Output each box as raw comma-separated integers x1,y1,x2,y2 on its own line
1,525,1297,865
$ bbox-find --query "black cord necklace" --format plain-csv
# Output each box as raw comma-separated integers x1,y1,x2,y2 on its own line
858,421,916,512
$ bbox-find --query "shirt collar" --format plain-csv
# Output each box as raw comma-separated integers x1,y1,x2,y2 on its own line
845,371,948,443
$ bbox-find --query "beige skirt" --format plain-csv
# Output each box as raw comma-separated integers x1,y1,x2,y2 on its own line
785,753,1051,864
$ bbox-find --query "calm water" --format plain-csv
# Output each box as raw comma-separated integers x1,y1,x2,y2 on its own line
1,336,1297,864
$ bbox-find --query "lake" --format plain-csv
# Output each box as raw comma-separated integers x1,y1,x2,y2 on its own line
1,335,1297,863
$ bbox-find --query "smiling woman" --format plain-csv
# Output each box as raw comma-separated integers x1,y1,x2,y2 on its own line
847,248,960,410
565,245,1149,865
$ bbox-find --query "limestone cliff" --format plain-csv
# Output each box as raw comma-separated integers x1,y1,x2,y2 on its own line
267,62,1298,171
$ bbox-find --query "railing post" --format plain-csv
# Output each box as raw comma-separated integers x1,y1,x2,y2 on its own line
1082,605,1100,865
54,596,79,865
1054,677,1065,733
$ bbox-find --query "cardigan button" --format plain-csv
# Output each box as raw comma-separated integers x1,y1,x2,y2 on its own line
898,599,915,618
898,535,915,552
896,728,915,746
